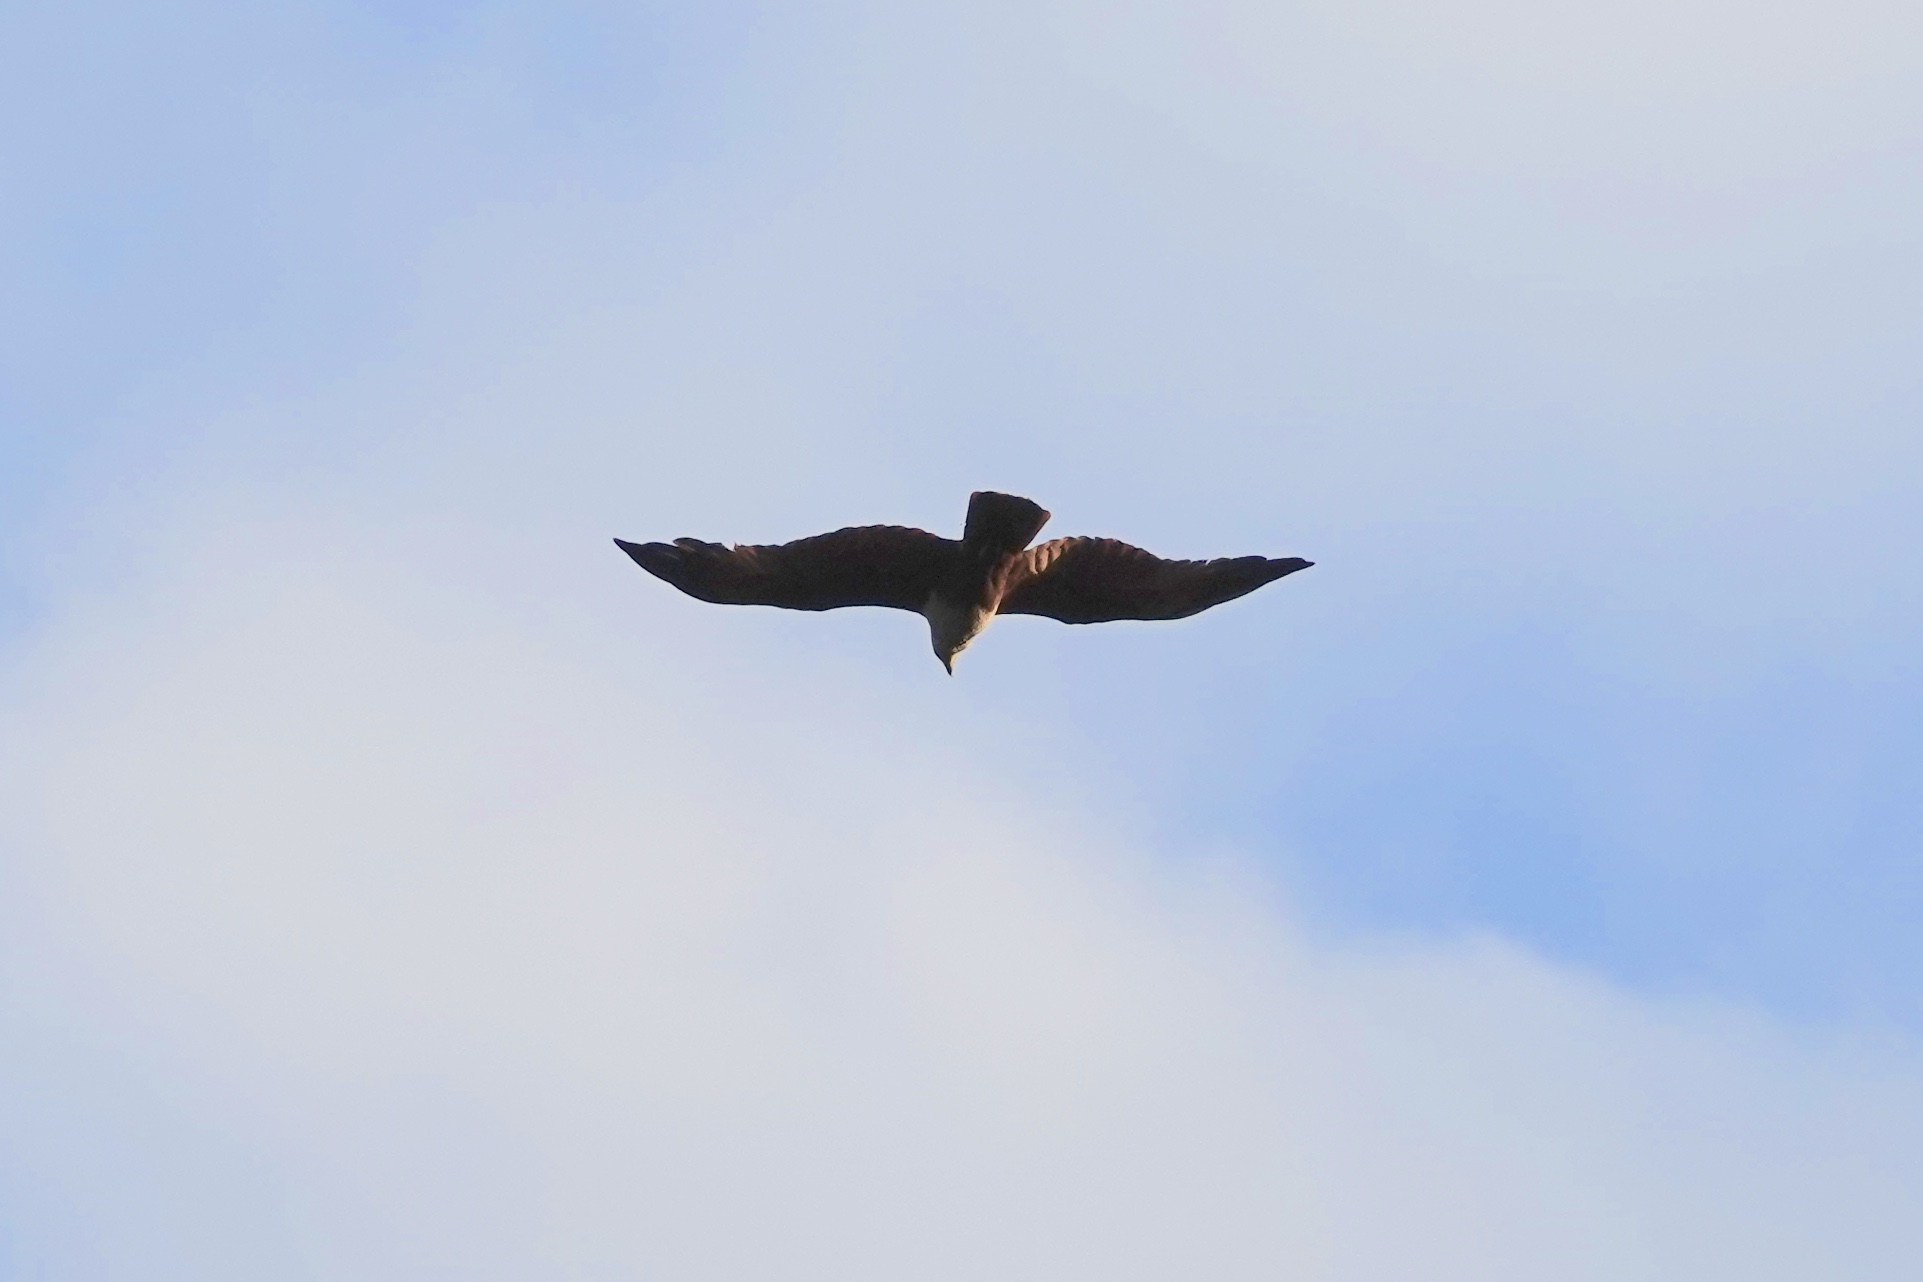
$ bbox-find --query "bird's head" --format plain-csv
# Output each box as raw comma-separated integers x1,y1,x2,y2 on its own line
924,598,987,675
930,626,968,675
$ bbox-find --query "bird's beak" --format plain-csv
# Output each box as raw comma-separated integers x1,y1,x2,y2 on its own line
942,656,954,675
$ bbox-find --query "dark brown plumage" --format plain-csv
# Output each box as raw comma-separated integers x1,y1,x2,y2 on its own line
616,491,1311,672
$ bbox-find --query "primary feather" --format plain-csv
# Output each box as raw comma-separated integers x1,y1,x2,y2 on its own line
995,538,1312,623
616,526,957,612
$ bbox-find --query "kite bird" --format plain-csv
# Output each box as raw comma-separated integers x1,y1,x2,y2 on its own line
615,491,1312,673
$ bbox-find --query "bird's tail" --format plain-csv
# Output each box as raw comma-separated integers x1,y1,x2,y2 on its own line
962,491,1050,562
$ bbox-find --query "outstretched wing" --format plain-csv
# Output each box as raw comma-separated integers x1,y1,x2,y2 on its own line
616,525,958,612
995,537,1311,624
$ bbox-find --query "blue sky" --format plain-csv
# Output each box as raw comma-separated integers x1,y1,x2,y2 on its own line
4,0,1923,1275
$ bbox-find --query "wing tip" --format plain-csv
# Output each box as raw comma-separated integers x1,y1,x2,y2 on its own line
1267,556,1312,585
614,537,683,578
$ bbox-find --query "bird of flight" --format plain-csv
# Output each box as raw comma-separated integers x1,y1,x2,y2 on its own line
616,491,1312,673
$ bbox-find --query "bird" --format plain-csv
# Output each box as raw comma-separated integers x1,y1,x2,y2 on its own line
615,491,1312,673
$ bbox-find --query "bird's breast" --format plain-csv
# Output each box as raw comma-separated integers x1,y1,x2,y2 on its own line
922,591,993,649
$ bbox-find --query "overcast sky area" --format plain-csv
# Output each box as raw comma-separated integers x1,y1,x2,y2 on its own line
4,0,1923,1275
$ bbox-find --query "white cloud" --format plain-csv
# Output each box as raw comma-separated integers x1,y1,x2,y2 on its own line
2,491,1919,1278
6,1,1923,1273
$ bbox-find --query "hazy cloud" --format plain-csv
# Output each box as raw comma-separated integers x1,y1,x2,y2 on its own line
5,0,1923,1274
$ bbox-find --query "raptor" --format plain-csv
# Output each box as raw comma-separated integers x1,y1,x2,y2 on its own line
616,491,1312,673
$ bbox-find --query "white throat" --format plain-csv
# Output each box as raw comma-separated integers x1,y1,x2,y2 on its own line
923,591,992,667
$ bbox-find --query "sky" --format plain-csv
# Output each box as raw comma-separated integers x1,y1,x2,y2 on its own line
3,0,1922,1275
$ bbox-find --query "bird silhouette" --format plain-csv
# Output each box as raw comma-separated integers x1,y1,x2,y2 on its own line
617,491,1312,672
